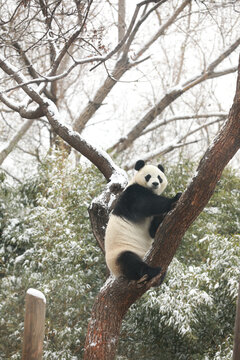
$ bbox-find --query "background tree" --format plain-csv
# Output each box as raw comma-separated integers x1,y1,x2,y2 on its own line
0,0,239,178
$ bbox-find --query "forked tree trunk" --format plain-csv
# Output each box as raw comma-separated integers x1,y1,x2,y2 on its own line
84,57,240,360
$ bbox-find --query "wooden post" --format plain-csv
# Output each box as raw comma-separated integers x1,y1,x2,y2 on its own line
233,279,240,360
22,288,46,360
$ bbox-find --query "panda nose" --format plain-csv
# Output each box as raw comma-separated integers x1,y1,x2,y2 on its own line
152,182,159,187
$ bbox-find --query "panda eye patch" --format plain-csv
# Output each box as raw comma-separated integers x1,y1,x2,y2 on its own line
158,175,163,183
145,174,151,182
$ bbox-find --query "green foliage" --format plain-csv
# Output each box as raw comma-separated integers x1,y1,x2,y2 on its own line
0,158,239,359
0,152,105,359
118,161,240,360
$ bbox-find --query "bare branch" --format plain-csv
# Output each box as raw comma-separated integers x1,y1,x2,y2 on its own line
43,100,127,181
141,112,228,136
121,0,168,58
89,0,153,71
0,55,126,181
73,57,130,133
126,117,225,168
73,1,190,132
0,118,33,165
49,0,94,76
12,42,39,79
112,37,240,153
0,55,45,104
133,0,191,61
207,37,240,72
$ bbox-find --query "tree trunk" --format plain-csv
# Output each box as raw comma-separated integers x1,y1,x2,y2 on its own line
118,0,126,45
84,57,240,359
84,279,131,360
233,279,240,360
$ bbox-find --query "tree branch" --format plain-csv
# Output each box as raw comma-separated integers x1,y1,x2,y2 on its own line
147,61,240,272
121,0,168,59
141,112,228,137
89,0,166,71
0,118,34,165
49,0,93,76
125,117,225,169
0,55,127,181
118,0,126,46
84,55,240,360
112,38,240,153
40,100,126,181
73,1,190,132
73,57,130,133
133,0,191,61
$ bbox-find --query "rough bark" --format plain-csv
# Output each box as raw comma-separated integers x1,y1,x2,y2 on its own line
83,58,240,360
118,0,126,45
233,279,240,360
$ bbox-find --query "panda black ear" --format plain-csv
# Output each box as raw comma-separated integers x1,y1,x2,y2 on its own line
158,164,165,173
135,160,145,171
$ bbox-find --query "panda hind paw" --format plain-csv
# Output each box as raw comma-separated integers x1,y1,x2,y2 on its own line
136,274,149,288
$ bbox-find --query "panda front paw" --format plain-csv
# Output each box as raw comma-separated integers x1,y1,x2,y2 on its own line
170,192,182,209
174,192,182,201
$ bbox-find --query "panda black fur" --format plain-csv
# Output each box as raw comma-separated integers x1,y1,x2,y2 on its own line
104,160,181,282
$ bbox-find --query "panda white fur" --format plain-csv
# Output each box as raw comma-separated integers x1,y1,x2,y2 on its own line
105,160,181,282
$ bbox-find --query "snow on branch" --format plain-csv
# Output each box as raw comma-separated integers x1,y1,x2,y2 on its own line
0,55,44,105
0,92,21,112
146,56,240,274
126,117,226,169
45,100,127,182
141,113,228,136
112,38,240,153
0,54,126,182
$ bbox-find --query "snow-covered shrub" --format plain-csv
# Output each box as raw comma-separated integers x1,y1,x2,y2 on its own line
0,152,105,359
1,158,239,359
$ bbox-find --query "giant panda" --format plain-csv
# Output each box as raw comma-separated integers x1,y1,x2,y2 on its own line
104,159,181,283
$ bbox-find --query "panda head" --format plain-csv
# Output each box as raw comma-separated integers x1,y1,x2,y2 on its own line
131,160,168,195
